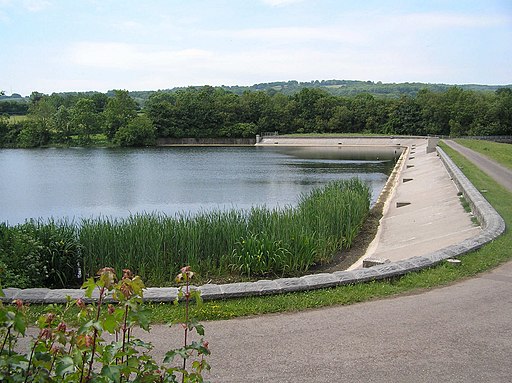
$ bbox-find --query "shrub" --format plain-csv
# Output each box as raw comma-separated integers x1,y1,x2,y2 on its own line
0,221,81,289
0,266,209,382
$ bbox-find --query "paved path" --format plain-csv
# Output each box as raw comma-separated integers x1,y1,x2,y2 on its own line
142,142,511,382
144,261,512,383
444,139,512,192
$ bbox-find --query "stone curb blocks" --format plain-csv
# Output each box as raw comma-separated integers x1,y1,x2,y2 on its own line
3,143,506,304
143,287,179,302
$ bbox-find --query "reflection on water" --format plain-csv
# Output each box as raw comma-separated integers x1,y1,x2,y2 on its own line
274,145,402,161
0,146,399,225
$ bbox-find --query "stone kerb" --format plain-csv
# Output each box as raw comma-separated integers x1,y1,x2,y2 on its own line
434,147,506,256
2,142,506,304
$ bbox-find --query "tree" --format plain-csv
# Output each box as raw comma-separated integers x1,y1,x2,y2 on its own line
54,105,72,143
114,114,156,146
27,95,57,146
145,91,178,137
0,114,9,146
492,88,512,135
90,92,109,113
328,104,353,132
71,98,101,145
103,90,137,140
384,96,425,135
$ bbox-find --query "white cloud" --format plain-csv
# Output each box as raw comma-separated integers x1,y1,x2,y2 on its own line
23,0,51,12
260,0,304,7
402,12,511,28
67,42,213,70
217,26,367,45
112,20,145,32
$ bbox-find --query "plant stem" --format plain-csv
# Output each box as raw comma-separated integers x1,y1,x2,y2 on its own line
121,304,129,364
182,276,190,383
0,327,11,354
79,351,87,383
24,336,41,383
85,285,105,382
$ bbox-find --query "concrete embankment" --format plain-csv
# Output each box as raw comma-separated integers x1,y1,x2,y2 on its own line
157,137,255,146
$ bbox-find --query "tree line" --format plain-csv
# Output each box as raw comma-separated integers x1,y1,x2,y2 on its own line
1,86,511,148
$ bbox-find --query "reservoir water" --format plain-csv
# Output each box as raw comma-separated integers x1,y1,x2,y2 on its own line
0,146,398,225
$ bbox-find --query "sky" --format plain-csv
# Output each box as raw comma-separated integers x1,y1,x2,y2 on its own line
1,0,511,96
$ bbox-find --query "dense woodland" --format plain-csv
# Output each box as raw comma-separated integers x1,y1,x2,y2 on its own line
1,81,511,148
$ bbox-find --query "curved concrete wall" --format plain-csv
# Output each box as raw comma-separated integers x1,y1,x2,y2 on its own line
1,145,505,303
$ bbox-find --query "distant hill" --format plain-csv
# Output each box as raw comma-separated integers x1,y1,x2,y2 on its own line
2,80,510,105
215,79,510,97
129,80,511,104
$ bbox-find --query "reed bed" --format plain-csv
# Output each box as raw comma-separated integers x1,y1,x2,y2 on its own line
1,179,371,287
78,178,370,285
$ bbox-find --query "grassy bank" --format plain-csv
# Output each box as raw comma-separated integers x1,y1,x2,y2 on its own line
454,138,512,170
1,179,371,288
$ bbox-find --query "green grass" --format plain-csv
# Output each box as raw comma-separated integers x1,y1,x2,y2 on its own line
20,139,512,325
8,115,28,122
454,138,512,170
79,179,370,284
281,132,386,137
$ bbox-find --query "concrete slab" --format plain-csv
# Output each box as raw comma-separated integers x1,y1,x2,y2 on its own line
349,142,482,269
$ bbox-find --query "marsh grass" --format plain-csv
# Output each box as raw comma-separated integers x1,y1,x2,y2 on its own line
78,179,371,285
1,179,370,288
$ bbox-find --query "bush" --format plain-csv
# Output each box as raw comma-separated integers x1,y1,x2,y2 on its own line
114,115,156,147
0,266,209,382
0,221,81,289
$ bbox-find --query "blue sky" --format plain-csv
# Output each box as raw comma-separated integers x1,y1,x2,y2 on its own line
1,0,511,96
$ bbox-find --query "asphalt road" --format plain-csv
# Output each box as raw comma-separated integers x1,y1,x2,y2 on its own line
145,260,512,383
141,142,512,382
443,139,512,192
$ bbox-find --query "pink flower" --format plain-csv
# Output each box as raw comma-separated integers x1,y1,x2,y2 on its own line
76,298,86,309
56,322,67,332
14,299,23,309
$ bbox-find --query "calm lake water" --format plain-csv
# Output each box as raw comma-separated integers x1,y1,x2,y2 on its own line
0,146,398,225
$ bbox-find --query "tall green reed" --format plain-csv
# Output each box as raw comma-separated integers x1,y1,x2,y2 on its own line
2,179,371,287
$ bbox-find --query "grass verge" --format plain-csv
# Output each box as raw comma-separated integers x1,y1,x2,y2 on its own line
22,140,512,325
454,138,512,170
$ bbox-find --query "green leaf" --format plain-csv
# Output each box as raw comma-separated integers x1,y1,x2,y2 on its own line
102,314,118,333
82,277,97,298
131,308,151,331
190,290,203,307
164,348,188,363
13,310,26,335
101,365,121,381
55,356,75,377
77,319,95,334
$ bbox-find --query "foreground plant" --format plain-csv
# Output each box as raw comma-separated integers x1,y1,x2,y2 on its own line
0,266,209,382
